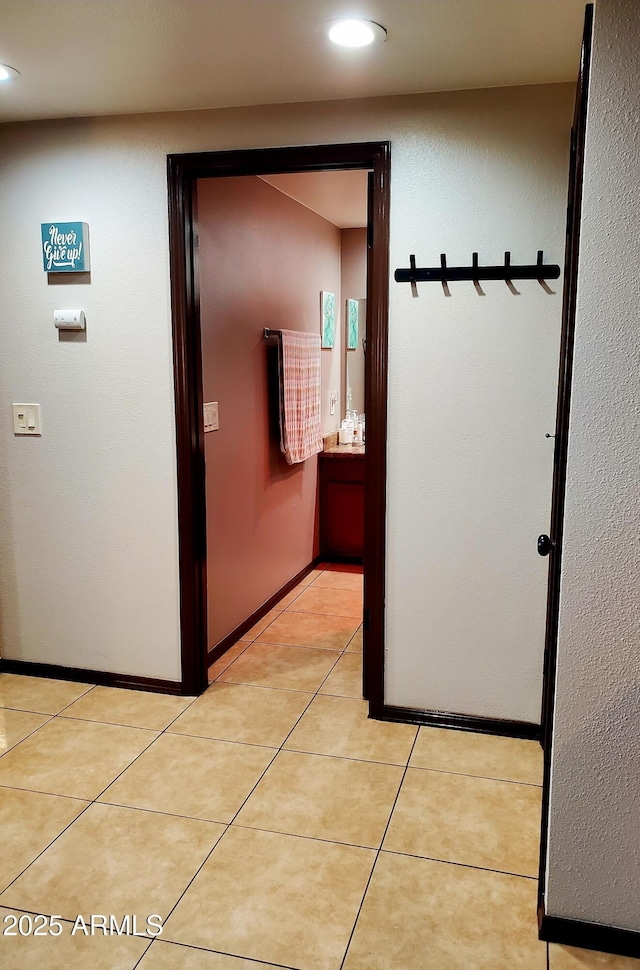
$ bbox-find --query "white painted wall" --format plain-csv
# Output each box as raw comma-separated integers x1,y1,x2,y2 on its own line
0,85,573,709
545,0,640,930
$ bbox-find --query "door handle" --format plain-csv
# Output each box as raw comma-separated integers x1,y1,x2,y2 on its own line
537,534,553,557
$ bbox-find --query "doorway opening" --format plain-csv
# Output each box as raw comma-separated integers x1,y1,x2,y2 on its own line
167,142,390,712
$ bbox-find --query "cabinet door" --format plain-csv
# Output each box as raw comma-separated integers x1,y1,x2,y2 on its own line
324,480,365,557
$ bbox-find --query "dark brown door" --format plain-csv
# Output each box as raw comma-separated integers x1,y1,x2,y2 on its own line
539,4,594,753
537,2,593,909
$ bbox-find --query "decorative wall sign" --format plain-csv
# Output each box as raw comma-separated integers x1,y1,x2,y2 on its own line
321,290,335,349
347,298,359,350
41,222,90,273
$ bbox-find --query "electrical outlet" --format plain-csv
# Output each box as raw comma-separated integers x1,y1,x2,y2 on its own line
13,404,41,436
329,391,338,416
204,401,219,432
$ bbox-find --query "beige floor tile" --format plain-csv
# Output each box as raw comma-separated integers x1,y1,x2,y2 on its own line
208,640,252,682
163,826,375,969
345,625,363,653
383,767,541,877
0,708,50,755
410,726,543,785
236,749,402,848
242,609,281,641
319,652,363,698
275,582,308,609
0,802,224,923
550,945,640,969
139,939,273,968
60,685,194,731
0,717,157,800
0,788,88,892
0,674,93,715
291,586,363,618
0,907,149,969
343,851,546,969
257,611,360,650
284,695,417,766
168,683,311,748
219,642,338,693
312,571,364,592
300,567,325,585
100,733,274,823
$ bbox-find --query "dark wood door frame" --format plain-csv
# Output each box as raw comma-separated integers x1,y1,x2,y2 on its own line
538,0,593,934
167,142,391,701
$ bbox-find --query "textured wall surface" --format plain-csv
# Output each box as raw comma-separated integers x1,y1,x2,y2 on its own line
545,0,640,929
0,84,572,706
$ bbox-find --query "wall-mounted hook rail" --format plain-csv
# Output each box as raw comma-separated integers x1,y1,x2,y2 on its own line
394,250,561,287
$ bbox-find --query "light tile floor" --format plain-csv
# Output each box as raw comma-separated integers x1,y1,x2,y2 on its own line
0,562,638,969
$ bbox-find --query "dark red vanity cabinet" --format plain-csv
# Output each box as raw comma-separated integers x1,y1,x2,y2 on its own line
318,447,365,561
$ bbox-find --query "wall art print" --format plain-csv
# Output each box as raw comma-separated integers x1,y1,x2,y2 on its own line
41,222,90,273
321,290,335,349
347,298,359,351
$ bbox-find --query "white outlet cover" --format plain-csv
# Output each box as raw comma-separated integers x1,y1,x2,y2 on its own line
13,403,42,436
204,401,219,432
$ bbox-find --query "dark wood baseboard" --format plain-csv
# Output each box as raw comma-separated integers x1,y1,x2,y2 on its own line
539,900,640,959
372,702,541,741
0,658,185,695
207,556,322,666
322,554,364,565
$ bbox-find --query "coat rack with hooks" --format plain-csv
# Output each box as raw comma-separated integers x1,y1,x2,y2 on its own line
394,250,561,289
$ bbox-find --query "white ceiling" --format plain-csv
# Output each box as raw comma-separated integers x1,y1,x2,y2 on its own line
260,171,369,228
0,0,586,124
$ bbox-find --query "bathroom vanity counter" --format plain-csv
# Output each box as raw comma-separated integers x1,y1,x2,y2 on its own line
321,443,365,458
318,447,365,561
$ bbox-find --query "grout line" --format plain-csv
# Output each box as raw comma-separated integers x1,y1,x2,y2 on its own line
136,937,300,970
0,797,95,899
339,729,420,970
53,714,161,732
209,678,318,695
157,675,318,934
230,821,381,853
277,746,404,768
405,763,544,788
0,712,57,759
226,640,346,656
378,847,539,881
284,609,363,620
0,783,90,802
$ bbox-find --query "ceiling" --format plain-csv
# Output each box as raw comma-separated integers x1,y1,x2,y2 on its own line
260,171,369,228
0,0,586,124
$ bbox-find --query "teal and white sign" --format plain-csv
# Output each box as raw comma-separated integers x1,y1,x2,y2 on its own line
41,222,90,272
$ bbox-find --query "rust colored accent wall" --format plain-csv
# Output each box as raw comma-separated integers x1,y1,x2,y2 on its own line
197,175,341,649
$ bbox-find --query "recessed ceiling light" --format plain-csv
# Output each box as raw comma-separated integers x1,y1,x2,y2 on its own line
328,19,387,48
0,64,20,82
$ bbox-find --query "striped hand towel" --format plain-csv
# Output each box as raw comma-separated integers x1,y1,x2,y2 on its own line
279,329,323,465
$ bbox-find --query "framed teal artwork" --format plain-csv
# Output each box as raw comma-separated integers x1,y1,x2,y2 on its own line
41,222,90,273
321,290,335,349
347,298,359,351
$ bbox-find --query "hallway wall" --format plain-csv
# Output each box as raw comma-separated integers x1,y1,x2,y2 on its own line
545,0,640,933
198,175,339,649
0,83,572,702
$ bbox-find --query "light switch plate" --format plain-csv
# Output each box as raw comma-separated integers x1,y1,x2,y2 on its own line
13,403,42,436
203,401,219,433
